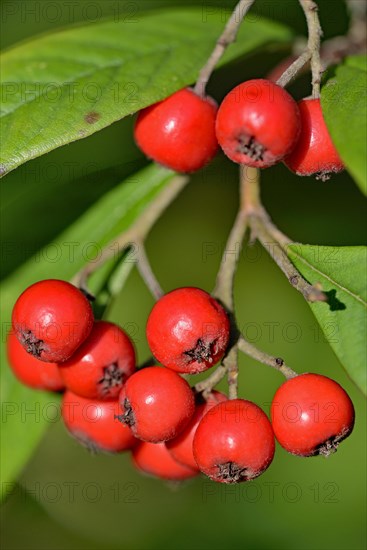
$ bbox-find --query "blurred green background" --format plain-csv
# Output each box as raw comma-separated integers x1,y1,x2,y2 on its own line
1,1,366,549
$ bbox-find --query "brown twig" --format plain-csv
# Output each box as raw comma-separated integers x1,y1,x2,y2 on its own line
226,344,239,399
195,364,228,396
213,165,251,311
241,168,326,302
276,50,312,88
194,0,256,97
249,213,326,302
136,243,164,300
72,174,189,296
299,0,323,98
277,0,323,95
238,336,297,379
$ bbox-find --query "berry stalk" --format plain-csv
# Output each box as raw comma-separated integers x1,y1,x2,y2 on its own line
277,0,323,92
194,0,256,97
72,174,189,298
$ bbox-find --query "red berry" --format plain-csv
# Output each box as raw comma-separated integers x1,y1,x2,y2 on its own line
62,391,137,453
133,441,198,481
146,287,230,374
134,88,218,173
271,373,355,457
193,399,275,483
284,98,344,180
7,331,64,392
118,366,195,443
166,391,227,470
12,279,94,363
216,79,300,167
59,321,135,400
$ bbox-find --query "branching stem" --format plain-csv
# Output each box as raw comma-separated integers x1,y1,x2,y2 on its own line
298,0,323,97
136,243,164,300
72,174,189,297
238,337,297,379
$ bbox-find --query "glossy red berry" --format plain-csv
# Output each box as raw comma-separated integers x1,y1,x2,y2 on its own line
216,79,300,167
146,287,230,374
271,373,355,457
12,279,94,363
284,98,344,180
118,366,195,443
62,391,136,453
59,321,135,400
134,88,218,173
193,399,275,483
7,331,64,392
166,391,227,470
133,441,198,481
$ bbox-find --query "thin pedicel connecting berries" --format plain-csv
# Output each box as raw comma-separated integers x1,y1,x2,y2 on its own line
215,79,301,168
134,88,219,173
59,320,136,400
5,0,359,491
271,373,355,457
11,279,94,363
118,366,195,443
146,287,230,374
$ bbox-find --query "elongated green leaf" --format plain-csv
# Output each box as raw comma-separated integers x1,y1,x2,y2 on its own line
321,56,367,195
288,244,367,395
0,164,176,499
0,9,292,176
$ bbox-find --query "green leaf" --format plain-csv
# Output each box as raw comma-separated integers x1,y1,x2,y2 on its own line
288,244,367,395
321,56,367,195
0,164,175,500
0,9,292,176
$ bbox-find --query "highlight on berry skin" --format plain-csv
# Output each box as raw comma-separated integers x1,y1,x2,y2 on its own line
271,373,355,457
117,366,195,443
134,87,219,173
193,399,276,484
11,279,94,363
215,79,301,168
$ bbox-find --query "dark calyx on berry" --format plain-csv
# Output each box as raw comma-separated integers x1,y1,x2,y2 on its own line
98,363,124,395
316,171,332,182
313,427,351,457
236,134,266,162
116,398,135,426
19,329,45,358
217,461,252,483
183,338,218,364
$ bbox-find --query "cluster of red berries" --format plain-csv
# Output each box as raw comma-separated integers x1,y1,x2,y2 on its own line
9,280,355,483
134,79,344,180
